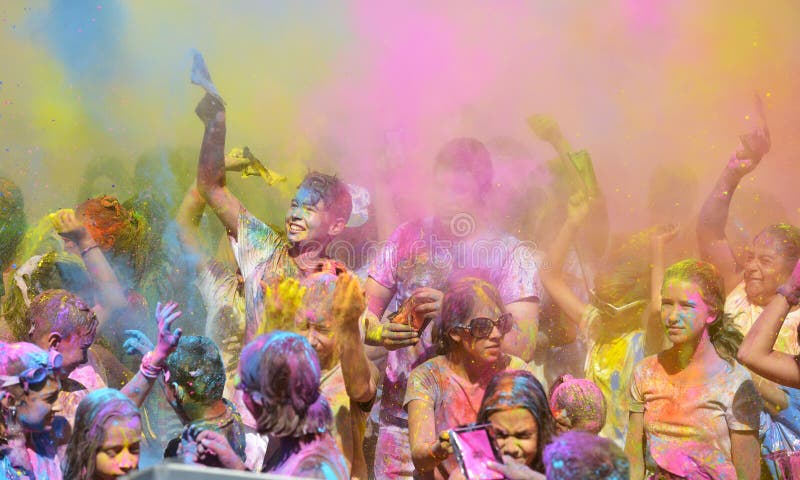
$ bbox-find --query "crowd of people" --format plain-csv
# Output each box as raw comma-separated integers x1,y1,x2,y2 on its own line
0,67,798,480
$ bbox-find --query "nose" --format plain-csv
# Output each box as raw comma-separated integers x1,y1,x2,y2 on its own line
488,324,503,341
500,439,522,458
118,450,137,471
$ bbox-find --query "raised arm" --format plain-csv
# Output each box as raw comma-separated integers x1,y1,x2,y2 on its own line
121,301,182,407
195,94,244,237
697,124,770,294
540,192,591,327
333,272,378,404
737,259,800,387
645,224,679,355
51,209,129,315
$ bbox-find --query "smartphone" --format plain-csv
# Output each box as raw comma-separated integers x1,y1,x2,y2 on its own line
450,424,504,480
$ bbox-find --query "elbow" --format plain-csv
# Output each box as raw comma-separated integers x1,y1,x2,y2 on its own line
736,344,752,366
345,382,376,405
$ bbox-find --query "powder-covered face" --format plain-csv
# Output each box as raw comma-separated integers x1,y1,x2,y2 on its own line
743,233,794,306
285,185,333,245
489,408,539,467
15,375,61,432
296,307,335,369
661,279,715,345
95,414,141,479
432,166,483,220
58,326,96,374
450,294,505,364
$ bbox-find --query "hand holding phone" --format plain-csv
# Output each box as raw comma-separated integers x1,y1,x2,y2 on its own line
450,424,504,480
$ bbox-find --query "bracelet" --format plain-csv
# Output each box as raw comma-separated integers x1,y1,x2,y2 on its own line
776,285,800,307
139,351,164,379
80,243,100,257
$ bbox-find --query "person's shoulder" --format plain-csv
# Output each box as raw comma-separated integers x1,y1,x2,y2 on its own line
410,355,448,379
633,354,661,375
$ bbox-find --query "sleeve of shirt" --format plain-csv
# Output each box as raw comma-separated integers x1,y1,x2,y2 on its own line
727,368,764,431
404,363,437,410
236,209,282,281
368,224,402,291
629,361,646,413
497,241,541,305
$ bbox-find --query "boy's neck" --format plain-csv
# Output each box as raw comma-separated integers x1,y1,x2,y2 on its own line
185,398,228,425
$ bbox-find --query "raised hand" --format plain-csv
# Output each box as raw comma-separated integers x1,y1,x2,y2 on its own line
153,301,183,363
260,277,307,333
527,114,564,147
364,318,419,351
651,223,680,247
50,208,90,246
729,94,771,174
224,147,254,172
333,272,366,338
195,93,225,125
123,330,154,356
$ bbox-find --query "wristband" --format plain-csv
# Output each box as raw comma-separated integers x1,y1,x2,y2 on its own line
139,351,164,379
776,285,800,307
80,243,100,257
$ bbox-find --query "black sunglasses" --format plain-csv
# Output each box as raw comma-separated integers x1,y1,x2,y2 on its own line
453,313,513,339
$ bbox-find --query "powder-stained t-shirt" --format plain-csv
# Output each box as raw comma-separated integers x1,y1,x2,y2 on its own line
629,354,762,479
265,433,349,480
370,217,541,425
726,281,800,355
404,355,534,480
582,305,644,448
234,210,343,343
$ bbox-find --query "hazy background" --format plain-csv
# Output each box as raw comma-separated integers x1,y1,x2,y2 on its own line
1,0,798,243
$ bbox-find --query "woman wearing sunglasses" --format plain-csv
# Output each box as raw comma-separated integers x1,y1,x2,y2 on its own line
0,341,66,479
405,277,535,479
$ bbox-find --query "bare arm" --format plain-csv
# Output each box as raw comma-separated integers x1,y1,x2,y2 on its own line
624,411,646,480
51,209,128,314
334,273,378,404
195,94,244,237
408,399,450,474
121,301,182,407
540,194,590,327
503,300,538,362
737,293,800,387
730,430,760,480
697,122,770,295
175,180,207,257
646,225,679,355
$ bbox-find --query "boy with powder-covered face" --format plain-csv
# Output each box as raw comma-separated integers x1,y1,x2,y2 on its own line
194,93,354,346
26,289,104,428
161,335,247,467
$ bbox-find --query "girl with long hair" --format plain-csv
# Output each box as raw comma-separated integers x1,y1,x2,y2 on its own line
625,259,762,479
62,388,141,480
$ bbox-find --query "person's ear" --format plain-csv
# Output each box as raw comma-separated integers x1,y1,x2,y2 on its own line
0,392,16,411
173,383,186,402
48,332,63,351
448,329,462,344
327,217,346,237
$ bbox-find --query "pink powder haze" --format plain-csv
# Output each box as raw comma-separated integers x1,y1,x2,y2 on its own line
0,0,798,236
